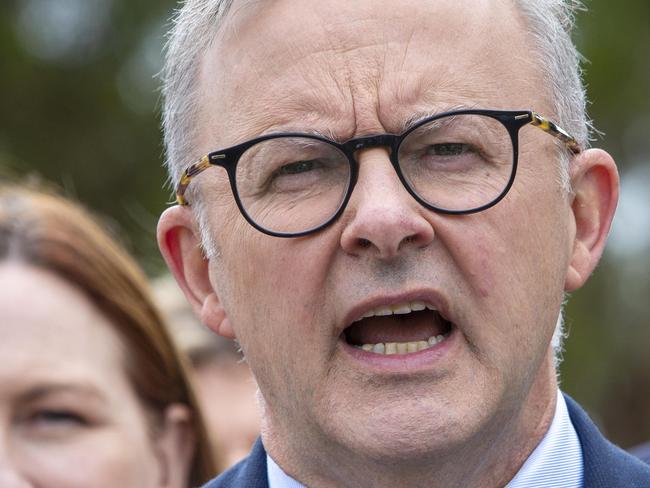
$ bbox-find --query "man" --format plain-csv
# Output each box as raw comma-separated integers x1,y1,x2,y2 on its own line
157,0,650,486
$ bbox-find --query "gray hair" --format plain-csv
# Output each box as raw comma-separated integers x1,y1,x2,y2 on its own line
514,0,591,191
161,0,590,360
161,0,238,191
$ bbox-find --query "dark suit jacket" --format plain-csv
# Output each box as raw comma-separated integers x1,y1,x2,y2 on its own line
203,395,650,487
629,441,650,465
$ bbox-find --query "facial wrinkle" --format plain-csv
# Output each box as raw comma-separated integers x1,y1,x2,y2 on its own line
374,20,414,131
318,16,359,139
320,12,407,137
397,23,417,80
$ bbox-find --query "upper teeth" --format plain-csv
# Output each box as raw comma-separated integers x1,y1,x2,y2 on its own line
357,301,436,321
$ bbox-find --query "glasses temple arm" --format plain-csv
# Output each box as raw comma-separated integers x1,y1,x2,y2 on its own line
176,155,212,205
530,112,581,154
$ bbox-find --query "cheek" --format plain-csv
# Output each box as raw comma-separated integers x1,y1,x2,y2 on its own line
214,232,339,407
217,230,335,336
446,182,571,342
483,170,570,286
18,431,160,488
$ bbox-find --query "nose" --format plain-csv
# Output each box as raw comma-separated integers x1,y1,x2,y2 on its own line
340,148,435,258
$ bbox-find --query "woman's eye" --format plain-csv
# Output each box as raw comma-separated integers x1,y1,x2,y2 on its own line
29,410,87,427
427,143,472,156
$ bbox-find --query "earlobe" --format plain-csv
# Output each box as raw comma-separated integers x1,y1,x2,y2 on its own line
157,206,235,339
201,293,236,339
565,148,619,291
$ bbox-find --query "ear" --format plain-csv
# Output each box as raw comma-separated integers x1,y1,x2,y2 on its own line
565,148,619,291
157,206,236,339
153,404,198,488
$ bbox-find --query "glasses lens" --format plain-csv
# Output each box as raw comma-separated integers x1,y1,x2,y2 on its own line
235,136,351,234
397,114,514,212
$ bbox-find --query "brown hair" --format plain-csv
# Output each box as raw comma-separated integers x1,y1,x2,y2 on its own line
0,179,219,485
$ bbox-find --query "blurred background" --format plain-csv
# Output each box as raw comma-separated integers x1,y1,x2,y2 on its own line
1,0,648,448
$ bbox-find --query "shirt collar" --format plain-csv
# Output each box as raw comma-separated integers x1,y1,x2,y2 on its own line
506,391,583,488
267,454,307,488
267,390,583,488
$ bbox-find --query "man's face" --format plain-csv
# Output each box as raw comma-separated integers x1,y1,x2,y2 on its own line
193,0,574,461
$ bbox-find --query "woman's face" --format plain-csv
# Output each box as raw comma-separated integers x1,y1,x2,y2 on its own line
0,262,190,488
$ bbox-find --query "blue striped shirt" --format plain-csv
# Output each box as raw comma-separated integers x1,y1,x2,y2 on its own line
506,392,583,487
267,390,583,487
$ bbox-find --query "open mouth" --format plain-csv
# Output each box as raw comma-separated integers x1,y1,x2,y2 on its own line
342,301,453,355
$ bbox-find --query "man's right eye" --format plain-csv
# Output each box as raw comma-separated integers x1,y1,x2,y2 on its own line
275,160,319,175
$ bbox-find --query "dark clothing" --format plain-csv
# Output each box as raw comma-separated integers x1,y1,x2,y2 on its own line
629,441,650,465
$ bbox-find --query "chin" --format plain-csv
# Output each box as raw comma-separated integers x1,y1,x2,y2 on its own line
319,387,480,462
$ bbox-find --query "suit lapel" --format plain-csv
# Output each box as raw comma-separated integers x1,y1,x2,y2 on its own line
565,394,650,487
235,438,269,488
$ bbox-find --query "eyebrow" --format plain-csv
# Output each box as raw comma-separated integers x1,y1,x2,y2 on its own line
400,103,475,133
253,126,342,143
254,104,474,144
17,382,109,405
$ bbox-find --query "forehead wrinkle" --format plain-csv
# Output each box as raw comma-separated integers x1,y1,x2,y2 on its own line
221,73,360,146
232,3,413,136
375,29,532,134
377,76,501,134
203,0,538,153
197,56,353,150
204,38,357,146
212,91,354,148
208,3,413,138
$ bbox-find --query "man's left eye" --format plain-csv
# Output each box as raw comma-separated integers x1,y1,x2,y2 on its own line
427,143,472,156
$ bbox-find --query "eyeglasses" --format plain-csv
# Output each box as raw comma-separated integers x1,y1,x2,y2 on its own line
176,109,580,238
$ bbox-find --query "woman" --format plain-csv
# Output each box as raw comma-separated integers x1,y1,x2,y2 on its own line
0,180,217,487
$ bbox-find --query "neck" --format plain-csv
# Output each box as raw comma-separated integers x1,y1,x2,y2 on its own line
262,363,558,488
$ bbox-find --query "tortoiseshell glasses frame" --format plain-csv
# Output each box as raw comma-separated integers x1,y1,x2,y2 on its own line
174,109,581,238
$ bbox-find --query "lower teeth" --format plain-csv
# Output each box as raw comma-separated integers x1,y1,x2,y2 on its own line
356,334,447,355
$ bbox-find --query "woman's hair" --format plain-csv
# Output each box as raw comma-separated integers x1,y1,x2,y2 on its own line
0,179,218,485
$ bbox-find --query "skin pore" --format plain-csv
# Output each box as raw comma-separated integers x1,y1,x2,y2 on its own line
0,263,191,488
159,0,618,486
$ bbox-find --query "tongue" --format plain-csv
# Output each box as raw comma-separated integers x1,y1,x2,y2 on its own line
344,310,448,345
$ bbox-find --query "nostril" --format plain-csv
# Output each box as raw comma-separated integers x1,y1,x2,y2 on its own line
358,238,371,248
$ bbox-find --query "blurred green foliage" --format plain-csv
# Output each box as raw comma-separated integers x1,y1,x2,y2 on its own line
1,0,648,448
